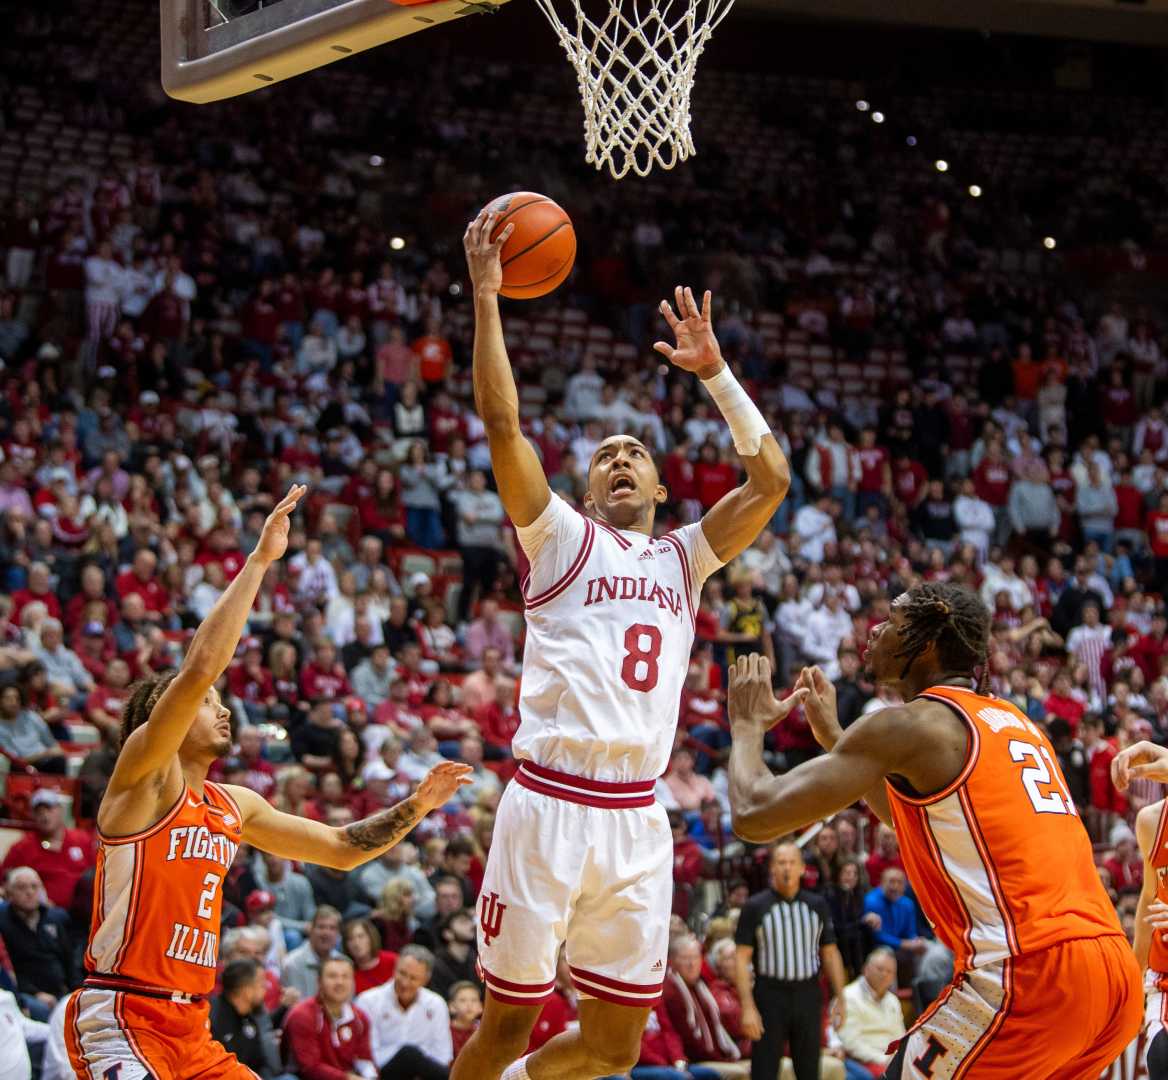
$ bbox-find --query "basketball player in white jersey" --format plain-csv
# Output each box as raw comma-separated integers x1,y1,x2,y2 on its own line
453,209,794,1080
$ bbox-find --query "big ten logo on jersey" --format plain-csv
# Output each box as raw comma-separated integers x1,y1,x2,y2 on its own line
583,575,683,619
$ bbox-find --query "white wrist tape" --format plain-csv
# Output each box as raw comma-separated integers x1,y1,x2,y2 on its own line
701,365,771,456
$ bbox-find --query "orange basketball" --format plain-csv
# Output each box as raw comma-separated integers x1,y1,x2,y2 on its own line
485,191,576,300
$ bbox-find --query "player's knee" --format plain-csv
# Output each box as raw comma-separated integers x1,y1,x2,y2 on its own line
580,1023,641,1073
479,1004,537,1064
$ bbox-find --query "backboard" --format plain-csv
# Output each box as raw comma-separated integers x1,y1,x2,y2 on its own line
161,0,510,104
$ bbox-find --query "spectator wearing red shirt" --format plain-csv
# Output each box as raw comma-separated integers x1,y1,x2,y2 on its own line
300,641,353,702
115,548,169,620
669,810,705,917
1012,343,1041,401
891,454,927,509
241,279,281,358
11,562,62,624
1043,672,1086,735
198,528,247,582
449,981,481,1061
973,446,1012,509
662,440,700,513
63,565,118,635
0,789,95,908
1148,493,1168,596
856,428,890,514
1101,368,1138,432
228,643,278,715
1083,717,1126,835
85,657,132,741
1132,612,1168,684
339,270,369,322
1103,831,1143,897
662,934,744,1069
282,956,377,1080
475,677,519,757
865,824,904,886
694,442,738,511
413,320,453,384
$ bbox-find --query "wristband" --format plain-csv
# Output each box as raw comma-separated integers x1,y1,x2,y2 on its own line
701,365,771,456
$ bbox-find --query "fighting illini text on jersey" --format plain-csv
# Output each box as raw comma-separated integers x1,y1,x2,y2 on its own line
84,780,243,997
887,685,1122,972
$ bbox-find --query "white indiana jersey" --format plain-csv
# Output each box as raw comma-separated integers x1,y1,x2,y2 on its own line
514,495,723,782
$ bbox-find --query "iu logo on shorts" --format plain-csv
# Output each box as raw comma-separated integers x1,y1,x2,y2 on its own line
479,891,507,946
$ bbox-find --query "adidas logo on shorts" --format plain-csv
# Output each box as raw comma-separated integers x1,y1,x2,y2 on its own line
651,959,663,972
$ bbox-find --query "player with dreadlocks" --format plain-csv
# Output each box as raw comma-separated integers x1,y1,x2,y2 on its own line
726,581,1139,1079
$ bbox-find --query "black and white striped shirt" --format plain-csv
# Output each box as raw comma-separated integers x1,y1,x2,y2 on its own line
735,887,835,982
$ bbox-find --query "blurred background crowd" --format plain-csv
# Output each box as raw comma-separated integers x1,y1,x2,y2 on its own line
0,1,1167,1077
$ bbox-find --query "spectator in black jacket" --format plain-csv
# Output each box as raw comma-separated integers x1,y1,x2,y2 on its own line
0,867,76,1008
912,480,958,554
833,649,869,730
429,908,479,1001
1051,559,1108,639
210,958,291,1080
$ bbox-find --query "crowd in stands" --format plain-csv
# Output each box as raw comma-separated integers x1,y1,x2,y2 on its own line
0,4,1167,1077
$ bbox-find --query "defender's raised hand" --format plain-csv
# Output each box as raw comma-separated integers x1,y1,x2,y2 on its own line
463,210,515,296
255,484,307,565
728,653,808,733
798,666,843,752
1112,740,1168,790
415,760,474,810
654,286,725,380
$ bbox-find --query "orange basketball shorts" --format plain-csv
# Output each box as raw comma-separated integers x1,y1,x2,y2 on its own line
66,987,259,1079
886,934,1142,1080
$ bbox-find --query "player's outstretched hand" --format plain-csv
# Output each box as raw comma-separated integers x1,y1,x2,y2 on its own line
728,653,808,734
653,286,724,379
798,666,842,752
463,210,515,297
415,761,473,810
1111,740,1168,790
255,484,307,565
1145,899,1168,934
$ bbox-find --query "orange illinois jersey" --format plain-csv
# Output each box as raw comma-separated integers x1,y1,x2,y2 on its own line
887,684,1122,973
84,781,243,997
1147,799,1168,979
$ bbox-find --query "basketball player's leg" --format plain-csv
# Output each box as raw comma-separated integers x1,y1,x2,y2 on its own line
450,996,542,1080
452,785,582,1080
513,998,651,1079
888,937,1142,1080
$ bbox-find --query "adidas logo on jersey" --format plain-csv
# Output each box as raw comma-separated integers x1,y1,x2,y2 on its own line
638,549,655,560
650,959,663,972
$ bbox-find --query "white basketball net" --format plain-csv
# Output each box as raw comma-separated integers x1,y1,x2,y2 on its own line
532,0,735,180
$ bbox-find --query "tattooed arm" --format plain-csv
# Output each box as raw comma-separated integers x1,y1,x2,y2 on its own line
227,761,472,871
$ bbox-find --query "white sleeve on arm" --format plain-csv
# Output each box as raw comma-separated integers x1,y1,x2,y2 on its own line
514,494,589,595
670,521,725,588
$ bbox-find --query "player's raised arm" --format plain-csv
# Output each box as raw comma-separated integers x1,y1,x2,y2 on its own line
1133,802,1161,971
655,287,790,563
465,209,551,528
227,760,471,871
107,485,306,791
727,654,914,842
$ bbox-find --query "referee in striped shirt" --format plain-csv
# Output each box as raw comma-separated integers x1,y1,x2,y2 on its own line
734,842,847,1080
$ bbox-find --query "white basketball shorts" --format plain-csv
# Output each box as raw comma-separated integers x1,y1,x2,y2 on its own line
476,760,672,1009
